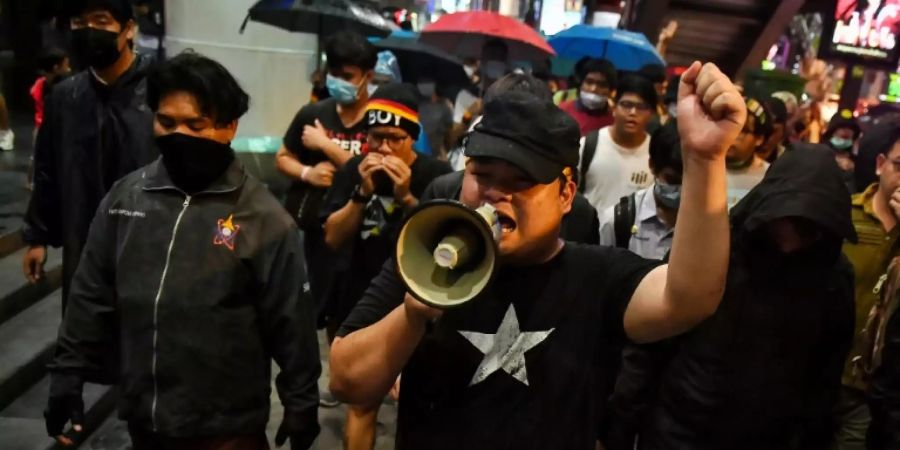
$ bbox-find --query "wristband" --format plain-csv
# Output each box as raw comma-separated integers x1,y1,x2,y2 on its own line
300,166,311,182
351,184,372,204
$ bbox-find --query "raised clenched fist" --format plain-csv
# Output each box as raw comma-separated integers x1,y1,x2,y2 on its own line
677,61,747,160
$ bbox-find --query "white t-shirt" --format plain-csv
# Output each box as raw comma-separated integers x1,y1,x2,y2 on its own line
726,156,770,209
453,89,478,124
579,127,653,211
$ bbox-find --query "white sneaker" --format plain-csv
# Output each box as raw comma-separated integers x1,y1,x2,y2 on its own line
0,130,14,151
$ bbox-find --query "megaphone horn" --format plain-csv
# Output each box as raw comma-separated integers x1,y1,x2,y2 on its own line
396,200,501,309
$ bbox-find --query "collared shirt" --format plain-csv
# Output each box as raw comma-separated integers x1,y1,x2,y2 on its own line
598,186,674,260
842,184,900,390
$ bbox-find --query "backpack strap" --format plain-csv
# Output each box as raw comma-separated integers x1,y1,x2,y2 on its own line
579,130,600,194
613,193,637,249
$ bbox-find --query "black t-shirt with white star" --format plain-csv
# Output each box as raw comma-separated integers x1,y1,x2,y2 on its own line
337,243,660,450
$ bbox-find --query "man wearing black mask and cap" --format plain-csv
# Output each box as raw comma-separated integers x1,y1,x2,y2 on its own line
23,0,157,310
43,52,321,450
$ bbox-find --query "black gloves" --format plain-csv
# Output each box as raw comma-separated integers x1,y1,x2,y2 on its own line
44,373,84,438
275,420,321,450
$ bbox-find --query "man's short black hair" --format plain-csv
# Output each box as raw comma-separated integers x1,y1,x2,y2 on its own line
484,73,552,103
577,58,617,90
870,122,900,156
615,75,658,107
325,31,377,72
65,0,134,25
765,97,788,126
649,120,682,175
37,48,68,73
147,51,250,126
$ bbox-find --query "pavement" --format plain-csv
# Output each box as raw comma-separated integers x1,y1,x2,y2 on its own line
0,111,399,449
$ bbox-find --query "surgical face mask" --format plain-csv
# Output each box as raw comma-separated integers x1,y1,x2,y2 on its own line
653,181,681,209
71,28,123,70
580,91,607,111
830,136,853,151
326,74,363,105
464,65,477,79
156,133,235,194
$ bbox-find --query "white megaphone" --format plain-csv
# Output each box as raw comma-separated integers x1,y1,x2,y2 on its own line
395,200,501,309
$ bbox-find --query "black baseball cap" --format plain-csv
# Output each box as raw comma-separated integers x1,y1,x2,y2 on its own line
465,91,581,184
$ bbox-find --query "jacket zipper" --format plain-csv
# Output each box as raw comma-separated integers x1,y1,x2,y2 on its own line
150,195,191,432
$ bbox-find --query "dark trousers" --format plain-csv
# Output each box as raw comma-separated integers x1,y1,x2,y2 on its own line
128,424,269,450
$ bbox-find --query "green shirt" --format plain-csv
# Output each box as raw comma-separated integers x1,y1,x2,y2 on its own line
842,183,900,390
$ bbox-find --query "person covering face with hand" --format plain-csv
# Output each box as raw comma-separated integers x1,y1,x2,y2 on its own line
322,83,452,329
328,62,745,450
320,82,451,449
835,124,900,449
44,52,321,450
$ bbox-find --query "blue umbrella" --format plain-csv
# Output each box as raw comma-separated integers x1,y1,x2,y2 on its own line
549,25,664,71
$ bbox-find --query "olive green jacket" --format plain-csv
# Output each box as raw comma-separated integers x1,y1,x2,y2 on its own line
842,184,900,390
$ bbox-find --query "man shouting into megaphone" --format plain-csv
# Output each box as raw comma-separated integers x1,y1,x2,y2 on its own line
329,62,746,450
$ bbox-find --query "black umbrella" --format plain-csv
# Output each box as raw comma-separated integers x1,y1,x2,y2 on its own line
373,31,469,86
241,0,397,38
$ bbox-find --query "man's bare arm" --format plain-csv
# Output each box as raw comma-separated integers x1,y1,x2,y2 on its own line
624,62,745,343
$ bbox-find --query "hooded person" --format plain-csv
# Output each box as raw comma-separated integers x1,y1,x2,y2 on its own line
633,145,857,450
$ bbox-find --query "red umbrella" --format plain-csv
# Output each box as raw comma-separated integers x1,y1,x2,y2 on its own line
420,11,555,62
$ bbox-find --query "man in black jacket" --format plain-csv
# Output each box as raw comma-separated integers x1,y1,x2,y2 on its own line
633,145,856,450
23,0,157,307
44,53,321,450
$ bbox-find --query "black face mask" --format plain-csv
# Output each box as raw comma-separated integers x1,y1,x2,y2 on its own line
71,28,123,70
156,133,235,194
372,170,394,196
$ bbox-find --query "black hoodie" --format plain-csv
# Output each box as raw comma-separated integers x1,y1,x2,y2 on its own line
24,54,158,309
636,145,856,450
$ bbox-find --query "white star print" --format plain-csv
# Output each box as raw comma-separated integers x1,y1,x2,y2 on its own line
459,304,554,387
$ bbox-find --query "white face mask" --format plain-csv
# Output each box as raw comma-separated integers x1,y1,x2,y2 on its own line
464,65,477,78
580,91,608,110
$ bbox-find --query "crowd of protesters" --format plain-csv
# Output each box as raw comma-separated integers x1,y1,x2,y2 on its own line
13,0,900,450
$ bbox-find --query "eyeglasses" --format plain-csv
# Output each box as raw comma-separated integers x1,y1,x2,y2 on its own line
617,100,651,113
367,132,410,148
